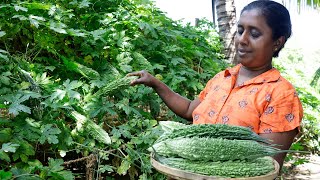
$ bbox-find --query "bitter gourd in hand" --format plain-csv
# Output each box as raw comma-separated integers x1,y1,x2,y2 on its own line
94,76,138,97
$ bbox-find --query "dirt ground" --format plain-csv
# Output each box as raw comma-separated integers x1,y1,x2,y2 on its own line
278,154,320,180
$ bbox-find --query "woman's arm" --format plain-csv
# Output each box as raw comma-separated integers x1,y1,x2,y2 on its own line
128,70,201,121
259,128,298,169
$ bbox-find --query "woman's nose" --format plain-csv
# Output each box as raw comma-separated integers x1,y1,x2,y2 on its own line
238,31,249,45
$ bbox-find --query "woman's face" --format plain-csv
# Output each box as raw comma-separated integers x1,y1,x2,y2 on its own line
235,9,277,70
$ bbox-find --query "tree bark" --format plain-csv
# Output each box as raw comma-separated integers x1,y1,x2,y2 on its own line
215,0,237,64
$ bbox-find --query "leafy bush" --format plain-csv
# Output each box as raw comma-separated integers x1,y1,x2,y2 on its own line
0,0,226,179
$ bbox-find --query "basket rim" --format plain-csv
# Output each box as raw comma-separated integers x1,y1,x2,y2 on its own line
150,154,280,180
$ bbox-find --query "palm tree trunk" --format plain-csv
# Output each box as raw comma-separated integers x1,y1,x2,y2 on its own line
215,0,237,64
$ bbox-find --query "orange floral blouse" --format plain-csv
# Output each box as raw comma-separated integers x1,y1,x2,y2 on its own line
192,64,303,134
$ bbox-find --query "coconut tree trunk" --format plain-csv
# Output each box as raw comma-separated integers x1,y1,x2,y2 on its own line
214,0,237,64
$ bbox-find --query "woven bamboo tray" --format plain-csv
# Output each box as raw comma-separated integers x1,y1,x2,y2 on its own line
151,155,280,180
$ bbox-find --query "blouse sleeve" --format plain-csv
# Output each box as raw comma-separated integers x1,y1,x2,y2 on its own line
259,88,303,134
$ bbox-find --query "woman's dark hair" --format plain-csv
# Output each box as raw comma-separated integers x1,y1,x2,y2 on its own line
241,0,292,57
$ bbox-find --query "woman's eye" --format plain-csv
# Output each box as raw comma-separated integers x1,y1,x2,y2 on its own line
251,30,261,38
237,28,244,35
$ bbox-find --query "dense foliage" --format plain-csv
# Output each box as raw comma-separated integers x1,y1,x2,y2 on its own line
0,0,226,179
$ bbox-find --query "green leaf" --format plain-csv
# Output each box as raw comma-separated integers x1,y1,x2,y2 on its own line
59,171,75,180
49,89,66,102
27,159,43,169
25,2,51,10
291,142,305,151
62,79,82,100
14,5,28,12
0,150,10,162
48,158,64,172
0,49,8,54
20,154,28,162
0,53,8,61
0,31,6,37
1,143,20,153
79,0,92,8
45,66,56,72
29,15,45,28
98,165,114,173
29,19,40,28
12,15,28,20
117,157,131,175
49,171,73,180
29,15,45,21
0,170,12,180
39,124,61,144
151,64,165,70
6,93,33,115
63,79,83,90
90,29,106,41
12,140,35,162
9,104,31,115
49,21,67,34
20,81,31,89
171,57,186,65
67,28,87,37
0,128,12,143
26,117,41,128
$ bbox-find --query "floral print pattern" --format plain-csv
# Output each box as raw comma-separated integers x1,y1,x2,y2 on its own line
265,93,271,102
222,116,229,124
250,88,258,94
213,85,220,91
264,106,274,115
239,100,248,108
208,110,216,117
285,113,294,122
263,128,272,133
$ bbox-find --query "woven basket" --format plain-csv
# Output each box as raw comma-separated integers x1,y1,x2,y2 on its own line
151,155,280,180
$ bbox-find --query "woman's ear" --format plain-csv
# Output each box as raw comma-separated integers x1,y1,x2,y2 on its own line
274,36,285,52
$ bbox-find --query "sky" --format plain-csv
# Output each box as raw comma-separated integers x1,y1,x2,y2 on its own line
153,0,320,50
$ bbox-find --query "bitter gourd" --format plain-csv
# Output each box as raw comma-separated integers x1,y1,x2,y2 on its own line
94,76,138,97
157,156,275,178
150,137,285,161
69,111,111,144
156,123,270,144
158,121,188,133
62,57,100,80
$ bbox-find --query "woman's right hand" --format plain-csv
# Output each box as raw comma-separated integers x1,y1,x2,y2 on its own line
128,70,199,121
127,70,158,87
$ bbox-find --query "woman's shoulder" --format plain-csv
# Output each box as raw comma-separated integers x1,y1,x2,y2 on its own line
268,73,299,99
274,73,296,90
262,68,295,89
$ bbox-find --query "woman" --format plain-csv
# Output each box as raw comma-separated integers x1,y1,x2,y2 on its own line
128,0,303,169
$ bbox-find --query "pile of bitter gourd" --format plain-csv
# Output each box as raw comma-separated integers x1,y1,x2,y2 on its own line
149,121,283,178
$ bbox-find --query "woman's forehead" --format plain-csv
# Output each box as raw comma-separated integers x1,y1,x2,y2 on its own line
238,9,268,28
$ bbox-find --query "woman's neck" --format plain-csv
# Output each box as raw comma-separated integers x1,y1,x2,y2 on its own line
240,64,273,78
234,64,272,87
